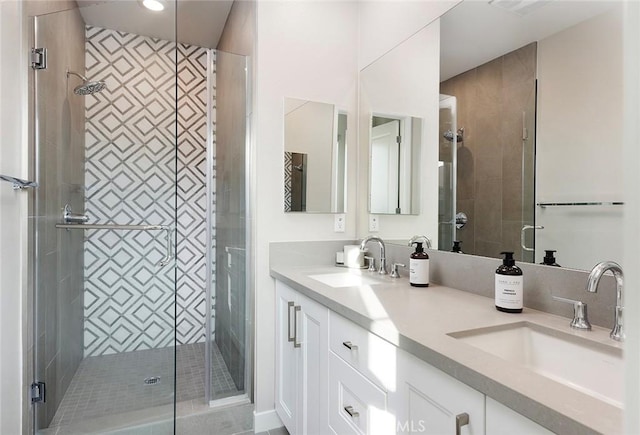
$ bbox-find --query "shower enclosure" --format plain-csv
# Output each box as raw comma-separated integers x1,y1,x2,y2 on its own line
28,2,251,433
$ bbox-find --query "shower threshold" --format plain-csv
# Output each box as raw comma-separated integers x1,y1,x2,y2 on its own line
209,393,251,409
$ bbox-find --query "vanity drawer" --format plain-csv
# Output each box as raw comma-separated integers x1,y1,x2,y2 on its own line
329,351,391,435
329,311,397,391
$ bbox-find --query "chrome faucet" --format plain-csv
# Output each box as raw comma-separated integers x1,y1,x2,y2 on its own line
360,236,387,275
586,261,624,341
408,235,432,249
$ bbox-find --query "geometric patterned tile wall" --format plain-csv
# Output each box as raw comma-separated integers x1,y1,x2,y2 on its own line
284,152,292,212
84,26,214,356
176,44,216,345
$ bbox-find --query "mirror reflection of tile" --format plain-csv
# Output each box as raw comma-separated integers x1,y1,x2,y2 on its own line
284,151,307,212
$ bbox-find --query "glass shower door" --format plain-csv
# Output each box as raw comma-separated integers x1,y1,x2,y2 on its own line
438,95,457,251
208,49,251,403
30,4,178,433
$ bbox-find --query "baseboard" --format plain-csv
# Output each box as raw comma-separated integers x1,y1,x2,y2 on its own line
254,409,284,432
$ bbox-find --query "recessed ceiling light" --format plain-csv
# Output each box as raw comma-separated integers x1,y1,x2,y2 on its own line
140,0,165,12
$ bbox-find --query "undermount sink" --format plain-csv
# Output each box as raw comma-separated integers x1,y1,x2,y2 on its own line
308,271,382,288
449,322,623,407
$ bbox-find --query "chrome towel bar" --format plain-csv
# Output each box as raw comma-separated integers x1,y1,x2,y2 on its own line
537,201,624,207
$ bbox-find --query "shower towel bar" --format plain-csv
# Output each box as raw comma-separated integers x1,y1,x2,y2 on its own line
0,174,38,190
55,223,173,267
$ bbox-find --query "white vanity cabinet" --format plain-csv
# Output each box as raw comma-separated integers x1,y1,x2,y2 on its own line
393,350,485,435
328,311,396,434
328,310,485,435
486,398,553,435
275,281,329,435
275,279,549,435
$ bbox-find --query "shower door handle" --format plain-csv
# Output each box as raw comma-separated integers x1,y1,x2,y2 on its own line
158,226,173,267
521,225,544,252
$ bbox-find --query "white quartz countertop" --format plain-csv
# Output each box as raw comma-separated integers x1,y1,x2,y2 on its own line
270,265,623,435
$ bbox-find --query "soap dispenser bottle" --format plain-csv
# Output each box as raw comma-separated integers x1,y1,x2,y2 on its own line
409,242,429,287
451,241,463,253
495,251,523,313
540,250,561,267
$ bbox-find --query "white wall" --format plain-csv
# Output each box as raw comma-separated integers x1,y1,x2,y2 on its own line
253,0,358,429
355,0,460,243
536,6,624,270
358,0,459,69
357,22,441,243
0,0,27,433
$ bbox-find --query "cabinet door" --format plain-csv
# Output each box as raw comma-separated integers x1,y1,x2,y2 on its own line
298,292,329,435
275,281,299,434
394,351,485,435
486,397,554,435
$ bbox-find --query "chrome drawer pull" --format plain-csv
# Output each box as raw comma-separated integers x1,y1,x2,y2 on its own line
344,406,359,418
287,301,295,342
342,341,358,351
455,412,469,435
293,305,301,348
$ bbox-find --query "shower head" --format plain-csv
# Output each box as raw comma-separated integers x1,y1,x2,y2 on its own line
66,70,107,95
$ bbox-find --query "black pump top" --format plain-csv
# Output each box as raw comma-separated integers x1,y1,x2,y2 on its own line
542,250,561,266
452,241,462,253
543,250,556,263
412,241,424,253
500,251,515,266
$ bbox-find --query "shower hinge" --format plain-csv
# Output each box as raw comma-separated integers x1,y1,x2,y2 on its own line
30,48,47,70
31,381,46,403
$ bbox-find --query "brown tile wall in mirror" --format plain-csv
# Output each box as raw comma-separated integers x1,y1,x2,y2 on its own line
440,42,536,261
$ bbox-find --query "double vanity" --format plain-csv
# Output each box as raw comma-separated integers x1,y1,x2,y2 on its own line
270,241,623,435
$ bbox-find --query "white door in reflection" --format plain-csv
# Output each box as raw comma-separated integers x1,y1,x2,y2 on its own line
371,119,400,214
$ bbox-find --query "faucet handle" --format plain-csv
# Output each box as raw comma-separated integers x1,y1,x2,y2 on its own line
365,256,376,272
390,263,406,278
552,296,592,330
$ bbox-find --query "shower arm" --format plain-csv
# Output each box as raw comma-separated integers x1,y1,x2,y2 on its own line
55,223,173,267
66,70,88,81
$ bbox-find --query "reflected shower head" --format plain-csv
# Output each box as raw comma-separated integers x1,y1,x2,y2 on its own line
66,70,107,95
443,127,464,143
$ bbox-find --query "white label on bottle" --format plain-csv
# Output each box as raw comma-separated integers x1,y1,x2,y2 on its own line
495,275,523,309
410,259,429,285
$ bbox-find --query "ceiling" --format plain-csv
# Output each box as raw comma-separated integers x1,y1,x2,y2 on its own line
77,0,234,49
440,1,619,81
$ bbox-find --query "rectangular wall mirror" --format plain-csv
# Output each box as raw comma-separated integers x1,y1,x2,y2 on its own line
284,97,347,213
438,0,623,270
359,0,624,271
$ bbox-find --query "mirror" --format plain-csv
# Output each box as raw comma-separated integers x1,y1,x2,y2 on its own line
284,97,347,213
439,1,624,270
369,115,422,214
358,22,439,239
359,0,625,271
